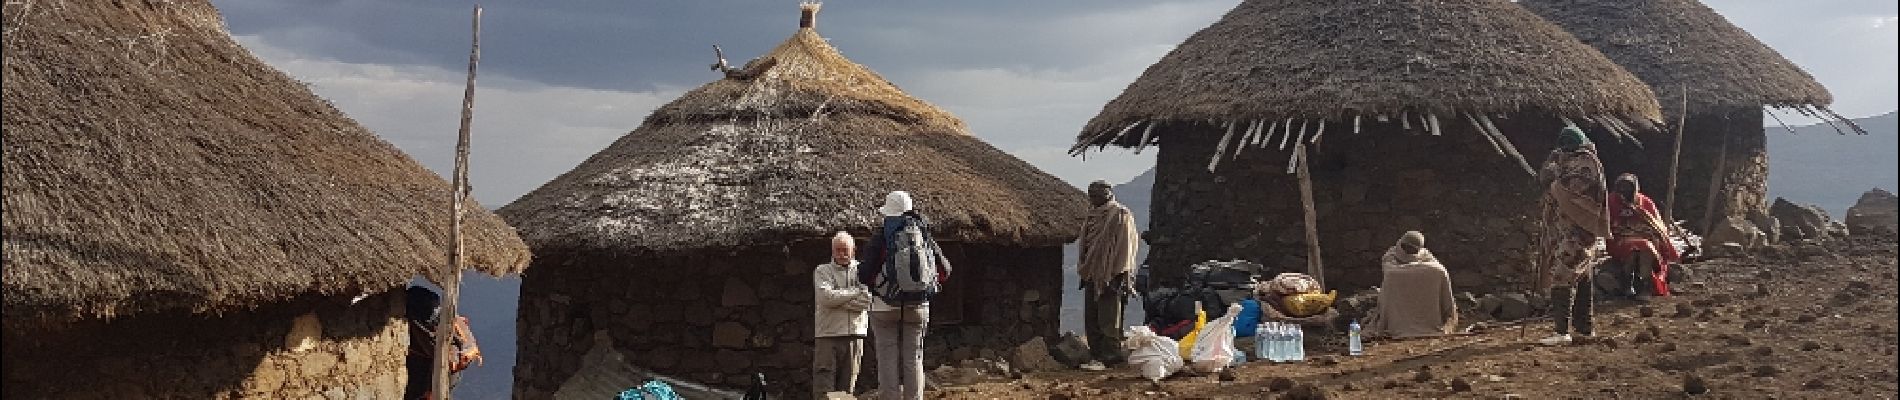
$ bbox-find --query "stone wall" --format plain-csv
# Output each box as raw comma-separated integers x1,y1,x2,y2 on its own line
1144,117,1586,293
514,241,1062,400
1596,108,1769,232
2,291,408,399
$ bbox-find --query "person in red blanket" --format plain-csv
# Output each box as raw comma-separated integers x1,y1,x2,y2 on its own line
1607,173,1679,301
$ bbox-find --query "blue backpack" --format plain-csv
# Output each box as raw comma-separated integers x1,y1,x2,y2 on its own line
1234,298,1262,337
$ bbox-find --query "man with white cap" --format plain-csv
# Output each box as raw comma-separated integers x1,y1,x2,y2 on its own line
858,191,950,400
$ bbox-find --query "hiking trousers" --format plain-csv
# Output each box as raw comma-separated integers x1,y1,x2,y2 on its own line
813,336,863,399
1084,282,1128,364
1550,274,1594,335
870,306,928,400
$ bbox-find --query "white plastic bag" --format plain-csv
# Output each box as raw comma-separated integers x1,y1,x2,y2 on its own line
1189,303,1243,373
1122,325,1183,382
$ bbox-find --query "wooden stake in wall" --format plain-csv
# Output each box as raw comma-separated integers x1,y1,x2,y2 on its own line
1295,143,1324,288
1664,86,1688,223
434,5,482,399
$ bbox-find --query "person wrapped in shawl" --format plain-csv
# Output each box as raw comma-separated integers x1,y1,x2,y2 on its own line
1534,126,1609,345
1364,231,1458,339
1077,180,1141,366
1608,173,1679,300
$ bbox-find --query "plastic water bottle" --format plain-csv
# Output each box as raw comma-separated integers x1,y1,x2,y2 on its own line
1273,323,1291,363
1254,323,1270,361
1290,325,1306,361
1348,319,1364,356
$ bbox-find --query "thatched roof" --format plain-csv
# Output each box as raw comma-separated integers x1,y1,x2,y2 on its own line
2,0,531,322
500,4,1087,254
1074,0,1664,154
1519,0,1836,116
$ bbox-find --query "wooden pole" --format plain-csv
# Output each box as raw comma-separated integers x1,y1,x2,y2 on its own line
1295,143,1324,288
1699,117,1729,237
1663,86,1688,223
433,5,481,399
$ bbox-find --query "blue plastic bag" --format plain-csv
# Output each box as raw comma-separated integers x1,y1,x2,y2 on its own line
616,379,683,400
1234,298,1262,337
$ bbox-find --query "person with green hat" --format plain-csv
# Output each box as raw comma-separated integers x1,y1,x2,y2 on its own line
1534,125,1610,346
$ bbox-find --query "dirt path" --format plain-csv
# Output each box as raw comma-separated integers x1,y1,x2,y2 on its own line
929,236,1899,399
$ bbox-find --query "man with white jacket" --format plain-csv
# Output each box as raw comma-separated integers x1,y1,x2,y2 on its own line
813,231,872,398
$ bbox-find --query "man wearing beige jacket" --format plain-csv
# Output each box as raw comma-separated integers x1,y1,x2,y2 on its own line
814,231,873,398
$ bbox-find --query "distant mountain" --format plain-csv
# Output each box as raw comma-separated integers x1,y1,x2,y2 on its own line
1766,111,1898,217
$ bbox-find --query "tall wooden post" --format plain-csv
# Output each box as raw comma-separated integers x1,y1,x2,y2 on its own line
1700,117,1730,236
1295,143,1324,288
433,5,482,399
1663,86,1688,223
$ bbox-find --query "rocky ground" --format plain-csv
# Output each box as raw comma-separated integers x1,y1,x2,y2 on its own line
925,235,1898,399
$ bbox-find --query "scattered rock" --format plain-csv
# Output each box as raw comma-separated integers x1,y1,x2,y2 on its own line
1381,381,1401,389
1794,314,1818,324
1638,306,1656,318
1845,189,1898,235
1751,365,1781,378
1049,333,1090,368
1338,383,1358,391
1772,198,1836,242
1449,377,1472,392
1281,383,1329,400
1750,346,1774,358
1683,374,1710,395
1634,331,1656,343
1709,215,1769,249
1267,377,1296,392
1479,293,1535,321
1218,370,1237,382
1412,367,1434,383
1800,341,1823,351
1308,356,1338,367
1659,342,1679,352
1804,378,1828,390
1673,305,1696,318
1743,319,1767,331
1010,337,1063,373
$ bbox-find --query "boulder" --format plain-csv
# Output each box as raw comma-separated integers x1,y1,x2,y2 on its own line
1706,216,1766,250
1745,208,1781,244
1476,293,1534,321
1010,337,1063,373
1770,198,1834,242
1049,332,1091,368
1846,189,1898,235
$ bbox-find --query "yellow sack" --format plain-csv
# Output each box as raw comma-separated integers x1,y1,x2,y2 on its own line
1177,307,1208,357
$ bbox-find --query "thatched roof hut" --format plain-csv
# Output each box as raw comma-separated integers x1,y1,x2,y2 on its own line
2,1,528,397
1076,0,1662,156
505,5,1085,398
1521,0,1857,233
1072,0,1664,291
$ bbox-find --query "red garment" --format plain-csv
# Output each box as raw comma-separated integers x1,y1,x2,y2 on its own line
1608,193,1677,296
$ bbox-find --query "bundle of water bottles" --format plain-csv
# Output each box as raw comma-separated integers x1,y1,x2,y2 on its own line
1249,319,1367,363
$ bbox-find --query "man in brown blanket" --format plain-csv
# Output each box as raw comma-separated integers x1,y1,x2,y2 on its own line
1077,180,1140,366
1365,231,1458,338
1535,126,1610,346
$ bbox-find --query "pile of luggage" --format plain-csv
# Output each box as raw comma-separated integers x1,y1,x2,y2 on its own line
1140,260,1263,338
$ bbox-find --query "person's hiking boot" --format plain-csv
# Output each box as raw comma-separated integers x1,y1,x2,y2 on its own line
1538,333,1573,346
1078,361,1108,371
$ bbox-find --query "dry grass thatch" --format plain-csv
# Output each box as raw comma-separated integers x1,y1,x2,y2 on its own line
499,6,1087,254
2,0,531,322
1074,0,1664,152
1520,0,1834,116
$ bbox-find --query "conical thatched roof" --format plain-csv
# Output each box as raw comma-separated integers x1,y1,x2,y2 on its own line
500,5,1087,253
1075,0,1663,152
1520,0,1835,116
2,0,531,322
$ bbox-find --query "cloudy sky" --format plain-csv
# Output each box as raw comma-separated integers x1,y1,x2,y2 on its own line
211,0,1899,208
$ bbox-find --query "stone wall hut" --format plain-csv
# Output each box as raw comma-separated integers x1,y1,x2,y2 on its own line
1072,0,1662,292
500,5,1086,399
1521,0,1860,234
1,1,532,398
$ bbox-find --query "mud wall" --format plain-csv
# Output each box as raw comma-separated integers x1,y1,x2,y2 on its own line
1596,108,1770,231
